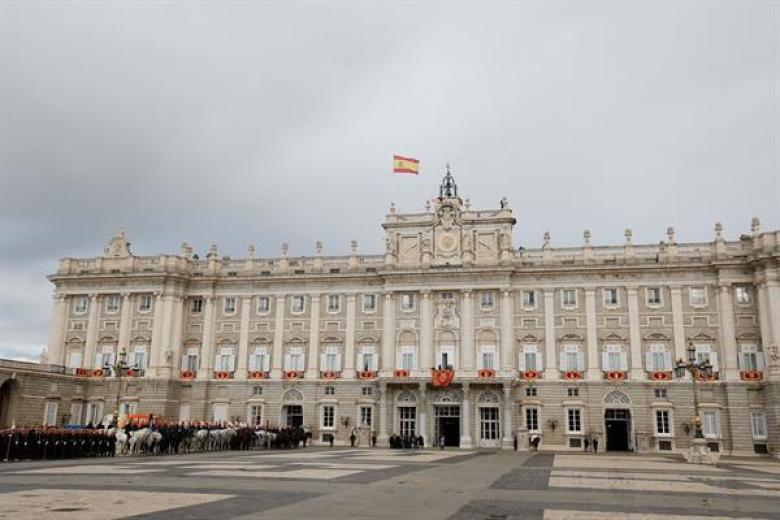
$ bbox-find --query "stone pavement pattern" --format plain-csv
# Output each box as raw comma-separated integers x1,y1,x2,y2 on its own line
1,449,780,519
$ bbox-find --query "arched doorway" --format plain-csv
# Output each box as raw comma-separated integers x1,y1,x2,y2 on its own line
603,390,632,452
281,388,304,427
0,378,20,428
433,390,460,447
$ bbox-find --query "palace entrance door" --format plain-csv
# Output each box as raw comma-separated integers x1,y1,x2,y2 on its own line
435,405,460,447
283,405,303,427
605,408,631,451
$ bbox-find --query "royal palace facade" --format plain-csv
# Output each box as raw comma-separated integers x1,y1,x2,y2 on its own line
2,171,779,455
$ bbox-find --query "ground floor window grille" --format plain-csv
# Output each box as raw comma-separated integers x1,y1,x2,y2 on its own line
399,406,416,437
249,405,263,426
360,406,373,427
479,407,500,440
525,407,539,432
655,410,670,435
567,409,582,433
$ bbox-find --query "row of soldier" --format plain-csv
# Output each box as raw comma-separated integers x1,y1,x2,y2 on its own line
1,428,116,461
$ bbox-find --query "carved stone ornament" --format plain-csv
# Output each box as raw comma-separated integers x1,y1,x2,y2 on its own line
282,388,303,402
435,300,460,330
603,390,631,405
105,229,132,258
433,390,460,404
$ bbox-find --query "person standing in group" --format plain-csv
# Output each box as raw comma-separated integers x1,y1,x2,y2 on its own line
584,437,590,452
349,430,356,447
592,436,599,453
371,431,377,447
438,434,445,450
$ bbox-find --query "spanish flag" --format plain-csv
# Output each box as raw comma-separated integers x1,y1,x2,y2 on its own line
393,154,419,175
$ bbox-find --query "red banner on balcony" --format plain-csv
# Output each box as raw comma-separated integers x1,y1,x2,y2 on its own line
432,368,454,387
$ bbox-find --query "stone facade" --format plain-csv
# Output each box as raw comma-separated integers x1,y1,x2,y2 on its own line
3,171,779,455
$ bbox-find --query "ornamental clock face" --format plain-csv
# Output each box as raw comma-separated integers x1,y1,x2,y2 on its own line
437,232,457,252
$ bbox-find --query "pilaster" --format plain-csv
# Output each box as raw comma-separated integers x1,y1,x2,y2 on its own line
418,382,428,445
627,288,644,380
502,382,513,449
543,289,558,379
47,295,68,366
718,284,739,381
380,292,395,376
343,294,356,378
150,293,164,375
170,296,184,375
201,296,216,376
460,382,473,448
670,287,688,379
378,382,389,446
306,294,321,378
420,291,434,371
500,289,514,374
271,295,285,378
461,290,475,371
585,288,599,379
84,294,99,369
236,296,252,379
117,293,132,355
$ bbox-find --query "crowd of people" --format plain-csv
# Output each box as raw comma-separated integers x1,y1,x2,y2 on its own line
1,427,116,461
388,433,425,449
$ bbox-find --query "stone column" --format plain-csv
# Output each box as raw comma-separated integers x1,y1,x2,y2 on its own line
117,294,133,355
670,286,688,378
627,288,644,380
84,294,100,369
170,296,184,375
381,292,395,376
201,296,216,377
236,296,252,379
47,295,68,366
306,294,321,378
585,288,599,379
344,294,357,378
502,383,513,449
460,382,472,448
149,293,164,375
378,382,389,446
500,290,514,374
718,285,739,381
765,274,780,350
271,295,285,378
418,382,427,445
543,289,557,379
461,290,475,371
157,294,174,375
420,291,434,372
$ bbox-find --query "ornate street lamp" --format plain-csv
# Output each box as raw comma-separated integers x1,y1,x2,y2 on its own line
673,342,712,439
104,348,134,421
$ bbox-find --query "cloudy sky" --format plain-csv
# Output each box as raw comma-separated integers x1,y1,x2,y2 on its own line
0,1,778,360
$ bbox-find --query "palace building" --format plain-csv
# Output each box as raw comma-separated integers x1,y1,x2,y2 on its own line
2,170,779,455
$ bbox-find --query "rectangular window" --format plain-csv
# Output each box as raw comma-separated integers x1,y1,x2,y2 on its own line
191,298,203,313
363,294,377,312
401,348,414,370
184,348,199,371
562,344,581,371
327,294,340,312
288,348,304,371
523,346,539,372
567,409,582,433
212,403,228,423
257,296,270,313
521,290,536,308
689,287,707,306
361,386,373,396
654,387,667,399
647,287,662,306
249,405,263,426
401,293,415,311
604,288,619,306
217,347,235,371
742,350,759,371
525,387,537,397
480,291,495,309
562,289,577,307
481,346,495,370
324,386,335,396
250,348,269,372
223,297,236,314
106,294,120,313
74,296,88,313
399,406,416,437
70,402,83,425
292,295,305,313
322,405,335,428
360,348,376,371
567,387,579,397
607,346,622,371
132,346,148,369
656,410,670,435
751,411,767,439
43,401,59,426
252,386,263,396
701,410,719,438
67,351,83,369
138,294,152,312
441,292,454,300
86,402,103,426
525,407,539,432
736,286,752,304
360,406,373,427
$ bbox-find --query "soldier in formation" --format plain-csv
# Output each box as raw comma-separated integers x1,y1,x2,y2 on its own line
1,427,115,462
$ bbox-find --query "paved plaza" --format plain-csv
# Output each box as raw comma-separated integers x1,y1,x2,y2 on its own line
1,449,780,519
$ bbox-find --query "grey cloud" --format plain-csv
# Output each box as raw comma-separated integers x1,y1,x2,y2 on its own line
1,2,777,358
